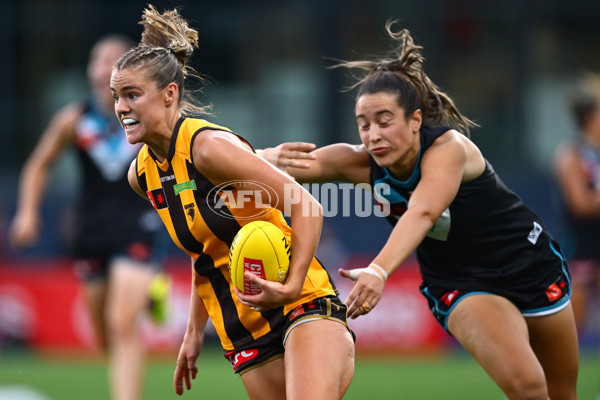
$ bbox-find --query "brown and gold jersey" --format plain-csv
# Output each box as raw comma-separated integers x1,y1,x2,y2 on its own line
135,117,337,350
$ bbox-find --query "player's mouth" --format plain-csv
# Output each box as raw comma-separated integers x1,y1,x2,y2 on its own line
122,118,140,131
369,146,388,156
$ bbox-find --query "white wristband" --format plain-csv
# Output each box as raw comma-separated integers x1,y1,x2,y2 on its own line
369,263,389,280
347,267,385,282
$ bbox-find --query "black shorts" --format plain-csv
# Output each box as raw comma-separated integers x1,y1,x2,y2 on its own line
224,296,354,375
73,234,166,282
420,257,571,334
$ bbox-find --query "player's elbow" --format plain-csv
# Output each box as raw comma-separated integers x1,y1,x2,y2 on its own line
408,203,438,230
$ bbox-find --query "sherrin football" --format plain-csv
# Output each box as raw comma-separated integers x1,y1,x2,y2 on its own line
229,221,290,295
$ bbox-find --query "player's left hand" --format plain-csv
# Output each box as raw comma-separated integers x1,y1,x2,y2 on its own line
258,142,316,170
339,266,386,319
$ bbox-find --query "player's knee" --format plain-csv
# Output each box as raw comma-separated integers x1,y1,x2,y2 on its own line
502,373,548,400
106,309,137,340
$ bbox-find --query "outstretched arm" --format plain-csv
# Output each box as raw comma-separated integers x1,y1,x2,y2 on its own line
262,142,371,185
9,104,80,249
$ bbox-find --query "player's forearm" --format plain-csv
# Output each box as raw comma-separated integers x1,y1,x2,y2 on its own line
15,159,50,217
286,198,323,298
187,267,209,335
371,208,433,277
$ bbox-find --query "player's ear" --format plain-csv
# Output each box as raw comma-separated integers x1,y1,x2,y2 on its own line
165,83,178,106
409,109,422,132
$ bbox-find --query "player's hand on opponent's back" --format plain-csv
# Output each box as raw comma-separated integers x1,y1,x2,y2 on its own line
257,142,316,171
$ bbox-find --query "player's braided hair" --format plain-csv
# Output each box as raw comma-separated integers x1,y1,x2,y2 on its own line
114,4,210,116
333,20,477,136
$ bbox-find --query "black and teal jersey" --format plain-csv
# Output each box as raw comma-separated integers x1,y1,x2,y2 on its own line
369,125,563,289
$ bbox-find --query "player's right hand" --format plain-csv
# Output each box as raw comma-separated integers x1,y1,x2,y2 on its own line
8,213,40,250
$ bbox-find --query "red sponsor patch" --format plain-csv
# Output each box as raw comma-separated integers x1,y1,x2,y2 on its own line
441,290,460,307
243,258,265,295
225,348,259,372
545,283,563,302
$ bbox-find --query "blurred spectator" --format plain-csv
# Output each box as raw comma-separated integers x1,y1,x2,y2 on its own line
553,73,600,340
7,35,169,400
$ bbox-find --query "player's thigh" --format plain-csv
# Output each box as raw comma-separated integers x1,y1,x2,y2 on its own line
284,319,355,400
240,357,286,400
526,303,578,399
82,279,108,317
448,294,545,390
107,257,156,326
81,279,108,345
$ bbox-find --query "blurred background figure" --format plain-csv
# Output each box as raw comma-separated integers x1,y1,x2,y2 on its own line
553,73,600,355
7,34,169,400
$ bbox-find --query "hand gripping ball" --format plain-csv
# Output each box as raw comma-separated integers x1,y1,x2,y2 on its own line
229,221,290,294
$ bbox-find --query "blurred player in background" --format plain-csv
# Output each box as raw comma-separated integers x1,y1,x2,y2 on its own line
110,5,354,399
553,75,600,367
269,21,579,400
8,35,169,400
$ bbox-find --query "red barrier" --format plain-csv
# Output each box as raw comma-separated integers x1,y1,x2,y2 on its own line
0,257,449,353
335,257,449,353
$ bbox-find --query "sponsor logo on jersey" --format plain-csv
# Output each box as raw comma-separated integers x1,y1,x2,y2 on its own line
225,349,259,372
160,174,176,183
527,221,543,245
174,180,197,196
146,188,169,210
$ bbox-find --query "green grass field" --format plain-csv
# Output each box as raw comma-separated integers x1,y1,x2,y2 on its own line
0,347,598,399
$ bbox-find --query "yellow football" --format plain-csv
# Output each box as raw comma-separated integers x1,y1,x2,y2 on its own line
229,221,290,294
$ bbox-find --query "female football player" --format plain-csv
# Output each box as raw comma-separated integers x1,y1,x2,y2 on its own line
110,5,354,399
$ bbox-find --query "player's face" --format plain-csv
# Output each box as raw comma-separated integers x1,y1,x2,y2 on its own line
88,41,129,111
110,67,168,146
355,92,421,178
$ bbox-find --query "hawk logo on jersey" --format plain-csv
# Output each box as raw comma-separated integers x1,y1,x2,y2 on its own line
184,203,196,222
146,188,168,210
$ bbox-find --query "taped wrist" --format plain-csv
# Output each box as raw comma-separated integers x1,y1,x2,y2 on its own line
368,263,388,281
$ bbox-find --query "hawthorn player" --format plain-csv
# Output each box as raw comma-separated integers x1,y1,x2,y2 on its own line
112,5,354,399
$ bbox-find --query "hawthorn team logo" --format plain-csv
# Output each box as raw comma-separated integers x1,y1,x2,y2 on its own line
184,203,196,222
